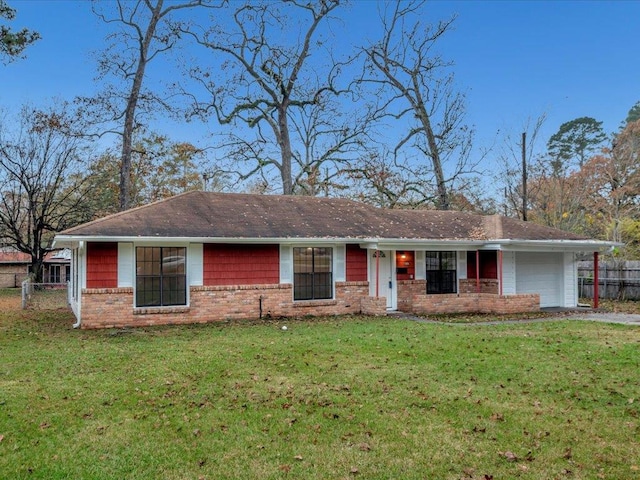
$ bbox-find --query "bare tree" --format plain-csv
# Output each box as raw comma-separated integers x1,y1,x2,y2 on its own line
361,0,474,210
0,105,92,281
86,0,210,211
341,150,437,208
183,0,366,195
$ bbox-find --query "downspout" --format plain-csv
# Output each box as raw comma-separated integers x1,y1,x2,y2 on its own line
593,251,599,309
498,250,503,296
475,250,480,293
72,242,84,329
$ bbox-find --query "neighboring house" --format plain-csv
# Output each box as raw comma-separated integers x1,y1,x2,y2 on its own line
0,248,71,287
53,192,615,329
43,249,71,284
0,249,30,288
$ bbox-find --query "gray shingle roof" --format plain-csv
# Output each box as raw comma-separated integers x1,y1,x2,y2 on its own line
58,191,589,242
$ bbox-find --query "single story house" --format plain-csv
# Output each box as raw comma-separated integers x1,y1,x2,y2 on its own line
43,249,71,284
53,191,615,329
0,248,71,288
0,249,30,288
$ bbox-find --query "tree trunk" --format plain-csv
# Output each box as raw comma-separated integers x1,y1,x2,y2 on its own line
417,101,449,210
278,106,293,195
29,254,44,283
119,0,164,211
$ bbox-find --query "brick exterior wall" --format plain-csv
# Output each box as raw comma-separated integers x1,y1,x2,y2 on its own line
361,296,387,316
459,278,499,294
79,281,383,329
0,265,28,288
397,279,539,315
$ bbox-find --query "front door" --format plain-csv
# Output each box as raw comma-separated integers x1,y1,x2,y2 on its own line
369,250,396,310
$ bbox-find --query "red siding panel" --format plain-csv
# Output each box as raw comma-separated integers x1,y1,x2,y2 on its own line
86,242,118,288
203,244,279,286
346,245,368,282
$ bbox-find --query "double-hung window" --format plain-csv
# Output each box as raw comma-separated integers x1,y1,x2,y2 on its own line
136,247,187,307
425,251,457,294
293,247,333,300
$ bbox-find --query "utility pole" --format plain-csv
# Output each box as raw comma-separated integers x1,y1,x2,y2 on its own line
522,131,527,221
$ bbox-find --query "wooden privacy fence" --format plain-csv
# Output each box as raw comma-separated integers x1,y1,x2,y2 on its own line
578,260,640,300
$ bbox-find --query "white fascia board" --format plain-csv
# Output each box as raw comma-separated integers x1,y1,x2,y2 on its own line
52,239,80,249
53,235,363,246
495,239,622,252
359,239,490,251
53,234,622,253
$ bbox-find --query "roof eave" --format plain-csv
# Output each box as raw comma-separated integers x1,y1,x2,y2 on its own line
54,235,619,252
491,239,622,252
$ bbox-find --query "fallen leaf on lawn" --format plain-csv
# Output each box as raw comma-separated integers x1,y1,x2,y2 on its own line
350,466,359,475
0,434,4,443
294,455,303,461
39,422,51,430
279,464,291,473
490,413,504,422
359,443,371,452
500,451,518,462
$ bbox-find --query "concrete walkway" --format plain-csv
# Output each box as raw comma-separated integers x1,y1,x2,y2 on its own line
388,309,640,326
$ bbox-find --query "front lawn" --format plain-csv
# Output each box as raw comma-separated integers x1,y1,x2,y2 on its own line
1,291,639,479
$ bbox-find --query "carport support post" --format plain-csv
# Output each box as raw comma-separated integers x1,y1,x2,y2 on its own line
375,249,380,298
593,251,599,309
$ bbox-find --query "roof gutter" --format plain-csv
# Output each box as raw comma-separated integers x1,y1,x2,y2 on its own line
53,235,621,252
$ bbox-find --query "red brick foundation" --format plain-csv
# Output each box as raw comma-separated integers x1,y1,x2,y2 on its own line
397,280,539,315
459,278,499,294
79,281,383,329
78,279,540,329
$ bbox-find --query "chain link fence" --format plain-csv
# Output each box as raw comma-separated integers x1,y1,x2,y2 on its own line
21,279,69,310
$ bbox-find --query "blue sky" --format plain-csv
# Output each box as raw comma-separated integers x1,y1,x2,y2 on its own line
2,0,639,161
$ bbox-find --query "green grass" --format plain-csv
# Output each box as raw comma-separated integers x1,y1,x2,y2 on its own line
1,289,639,479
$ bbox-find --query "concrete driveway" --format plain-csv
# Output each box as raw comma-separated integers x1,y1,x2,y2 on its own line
557,311,640,325
392,309,640,326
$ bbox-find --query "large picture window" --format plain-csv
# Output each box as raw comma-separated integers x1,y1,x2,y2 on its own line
136,247,186,307
293,247,333,300
425,251,457,294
